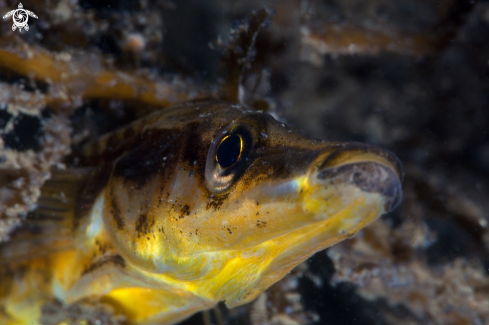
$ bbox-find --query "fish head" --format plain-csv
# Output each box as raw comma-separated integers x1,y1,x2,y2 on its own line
102,101,402,305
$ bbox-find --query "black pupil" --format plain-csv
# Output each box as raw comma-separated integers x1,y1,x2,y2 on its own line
217,134,241,168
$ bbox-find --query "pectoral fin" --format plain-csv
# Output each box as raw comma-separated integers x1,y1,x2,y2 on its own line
65,256,215,325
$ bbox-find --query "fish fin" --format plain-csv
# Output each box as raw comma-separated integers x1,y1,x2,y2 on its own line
76,117,146,167
66,257,213,325
0,168,93,264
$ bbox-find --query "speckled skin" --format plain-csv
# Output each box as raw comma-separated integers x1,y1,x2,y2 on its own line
0,99,402,325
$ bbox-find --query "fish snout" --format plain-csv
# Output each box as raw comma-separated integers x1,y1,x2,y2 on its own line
317,144,403,213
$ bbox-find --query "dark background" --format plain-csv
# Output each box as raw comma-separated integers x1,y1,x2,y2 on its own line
1,0,489,324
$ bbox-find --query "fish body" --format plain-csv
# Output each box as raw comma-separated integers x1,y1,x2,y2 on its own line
0,99,403,324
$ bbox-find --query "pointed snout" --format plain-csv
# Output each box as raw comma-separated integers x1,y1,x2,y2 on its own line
317,144,403,212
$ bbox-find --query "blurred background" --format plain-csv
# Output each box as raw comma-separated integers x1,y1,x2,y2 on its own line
1,0,489,324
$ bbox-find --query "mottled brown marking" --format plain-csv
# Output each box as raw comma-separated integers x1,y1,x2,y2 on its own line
112,129,170,189
113,122,206,192
94,239,108,255
135,214,155,238
256,220,267,228
82,255,125,276
181,123,210,193
206,194,229,210
179,205,191,219
110,197,125,230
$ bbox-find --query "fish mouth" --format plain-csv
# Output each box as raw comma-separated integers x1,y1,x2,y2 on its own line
290,142,404,240
289,143,403,249
313,143,403,213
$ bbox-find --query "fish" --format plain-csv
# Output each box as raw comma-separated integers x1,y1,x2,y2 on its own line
0,99,403,325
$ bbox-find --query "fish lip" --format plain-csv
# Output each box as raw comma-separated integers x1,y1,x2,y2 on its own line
318,143,404,181
316,144,404,212
317,161,402,212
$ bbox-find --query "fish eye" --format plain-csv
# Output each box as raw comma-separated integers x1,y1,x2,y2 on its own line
205,122,261,194
216,134,243,168
205,115,267,194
